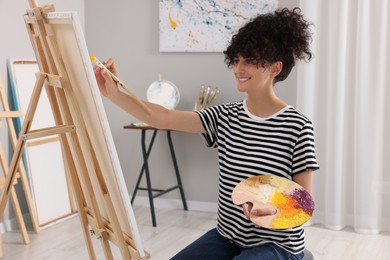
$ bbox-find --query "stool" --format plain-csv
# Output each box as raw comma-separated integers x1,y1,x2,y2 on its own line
303,249,314,260
124,124,188,226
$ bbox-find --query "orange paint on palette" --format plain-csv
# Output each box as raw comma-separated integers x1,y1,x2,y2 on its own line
271,192,300,218
270,191,311,228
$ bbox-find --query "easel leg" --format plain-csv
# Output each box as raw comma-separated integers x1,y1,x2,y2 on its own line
0,141,29,244
0,74,39,247
0,73,45,244
55,87,114,260
100,241,114,260
88,135,129,259
9,188,29,244
0,73,40,234
55,130,97,259
0,233,2,257
63,156,77,213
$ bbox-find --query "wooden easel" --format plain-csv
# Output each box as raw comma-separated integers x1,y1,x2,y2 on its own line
8,59,78,228
0,75,40,256
0,1,148,259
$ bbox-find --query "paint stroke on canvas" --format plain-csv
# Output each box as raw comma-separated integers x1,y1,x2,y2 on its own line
159,0,278,52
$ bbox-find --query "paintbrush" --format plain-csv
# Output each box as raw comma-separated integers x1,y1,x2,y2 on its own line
90,55,151,115
195,85,205,110
194,85,219,110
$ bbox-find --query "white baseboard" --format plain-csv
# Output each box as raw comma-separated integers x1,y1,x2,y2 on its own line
0,212,31,234
0,221,6,234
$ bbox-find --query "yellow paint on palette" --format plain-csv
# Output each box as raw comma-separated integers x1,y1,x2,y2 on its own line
272,210,311,229
270,191,311,229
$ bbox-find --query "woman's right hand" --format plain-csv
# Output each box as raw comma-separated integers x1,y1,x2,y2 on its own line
94,58,120,99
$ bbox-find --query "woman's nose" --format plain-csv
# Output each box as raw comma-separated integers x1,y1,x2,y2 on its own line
234,61,246,72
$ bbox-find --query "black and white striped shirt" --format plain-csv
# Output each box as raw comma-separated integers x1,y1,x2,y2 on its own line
196,100,320,254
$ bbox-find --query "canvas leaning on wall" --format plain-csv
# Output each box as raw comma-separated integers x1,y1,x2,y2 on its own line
159,0,279,52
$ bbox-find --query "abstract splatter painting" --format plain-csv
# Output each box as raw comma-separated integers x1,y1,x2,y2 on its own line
159,0,278,52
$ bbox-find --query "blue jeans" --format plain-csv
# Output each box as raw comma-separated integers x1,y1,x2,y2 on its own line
170,228,304,260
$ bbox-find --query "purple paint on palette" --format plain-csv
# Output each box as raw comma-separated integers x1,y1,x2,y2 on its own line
291,188,315,215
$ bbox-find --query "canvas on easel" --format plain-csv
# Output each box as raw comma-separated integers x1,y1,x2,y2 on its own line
8,59,77,228
0,1,148,259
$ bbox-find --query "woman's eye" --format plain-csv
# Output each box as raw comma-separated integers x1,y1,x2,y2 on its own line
246,59,257,65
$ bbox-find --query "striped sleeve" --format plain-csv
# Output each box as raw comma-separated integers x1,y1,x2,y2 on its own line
195,105,222,148
292,120,320,174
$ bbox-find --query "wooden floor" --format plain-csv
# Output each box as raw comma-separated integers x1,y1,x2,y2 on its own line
1,206,390,259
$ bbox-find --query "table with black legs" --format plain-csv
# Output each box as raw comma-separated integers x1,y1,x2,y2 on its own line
124,124,188,227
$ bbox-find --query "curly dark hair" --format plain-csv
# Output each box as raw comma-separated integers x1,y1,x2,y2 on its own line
224,7,313,83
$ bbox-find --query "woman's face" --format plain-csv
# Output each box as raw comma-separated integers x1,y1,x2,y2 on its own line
233,56,276,93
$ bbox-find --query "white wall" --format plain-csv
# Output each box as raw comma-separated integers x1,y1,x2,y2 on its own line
85,0,299,208
0,0,84,228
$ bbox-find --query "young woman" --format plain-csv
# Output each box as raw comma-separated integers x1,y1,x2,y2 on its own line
95,7,319,260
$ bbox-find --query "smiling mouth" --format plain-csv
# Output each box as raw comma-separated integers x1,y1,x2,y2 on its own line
237,77,251,83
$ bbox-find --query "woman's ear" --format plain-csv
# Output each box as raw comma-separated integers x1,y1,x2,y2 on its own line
272,61,283,77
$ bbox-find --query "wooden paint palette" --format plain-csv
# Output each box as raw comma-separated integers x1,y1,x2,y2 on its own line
232,175,314,229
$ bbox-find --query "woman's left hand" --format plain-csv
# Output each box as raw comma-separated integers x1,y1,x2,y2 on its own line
242,202,278,226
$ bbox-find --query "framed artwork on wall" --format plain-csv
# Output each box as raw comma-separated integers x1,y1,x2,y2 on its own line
159,0,279,52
